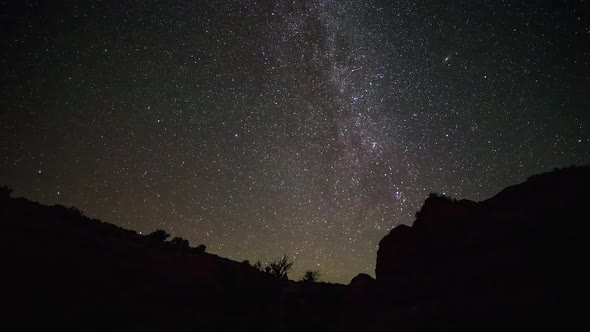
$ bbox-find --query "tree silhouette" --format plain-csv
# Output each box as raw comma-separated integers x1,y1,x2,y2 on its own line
267,255,294,280
301,270,321,283
253,260,263,271
195,244,206,253
147,229,170,242
171,236,190,249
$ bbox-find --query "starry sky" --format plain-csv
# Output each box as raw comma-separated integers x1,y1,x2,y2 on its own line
1,0,589,283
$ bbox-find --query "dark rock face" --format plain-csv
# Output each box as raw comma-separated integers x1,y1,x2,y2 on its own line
349,273,375,287
345,273,376,306
374,165,590,331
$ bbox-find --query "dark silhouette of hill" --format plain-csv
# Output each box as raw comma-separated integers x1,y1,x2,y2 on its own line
0,187,344,331
2,165,589,331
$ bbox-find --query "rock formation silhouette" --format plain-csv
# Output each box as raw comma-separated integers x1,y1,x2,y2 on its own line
373,165,590,331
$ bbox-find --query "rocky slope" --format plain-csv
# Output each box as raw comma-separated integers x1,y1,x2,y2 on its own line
0,189,344,331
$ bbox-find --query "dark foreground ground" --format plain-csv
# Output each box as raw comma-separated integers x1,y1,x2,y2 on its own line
2,165,589,331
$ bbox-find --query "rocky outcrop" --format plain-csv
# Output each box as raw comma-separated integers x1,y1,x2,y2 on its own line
345,273,376,306
373,165,590,330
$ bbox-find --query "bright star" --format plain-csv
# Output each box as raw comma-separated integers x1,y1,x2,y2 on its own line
443,52,452,64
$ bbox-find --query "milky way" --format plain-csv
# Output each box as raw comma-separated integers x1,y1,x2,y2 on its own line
1,0,588,282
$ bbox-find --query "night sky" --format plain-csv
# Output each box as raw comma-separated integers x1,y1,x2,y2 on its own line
1,0,589,283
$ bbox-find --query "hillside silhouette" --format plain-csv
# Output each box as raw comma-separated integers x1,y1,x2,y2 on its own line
2,165,589,331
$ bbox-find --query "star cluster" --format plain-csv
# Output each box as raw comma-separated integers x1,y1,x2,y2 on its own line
1,0,588,283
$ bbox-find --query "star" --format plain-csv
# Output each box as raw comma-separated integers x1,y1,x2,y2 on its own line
443,52,452,64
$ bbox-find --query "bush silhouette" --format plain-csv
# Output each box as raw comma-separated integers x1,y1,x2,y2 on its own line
427,192,459,203
147,229,170,242
195,244,206,253
267,255,294,280
301,270,321,283
67,206,85,217
171,236,190,249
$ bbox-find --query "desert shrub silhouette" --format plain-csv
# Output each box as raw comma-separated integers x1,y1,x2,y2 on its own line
195,244,206,253
267,255,294,280
171,236,190,249
427,192,457,201
253,260,263,271
67,206,85,218
147,229,170,242
301,270,321,283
